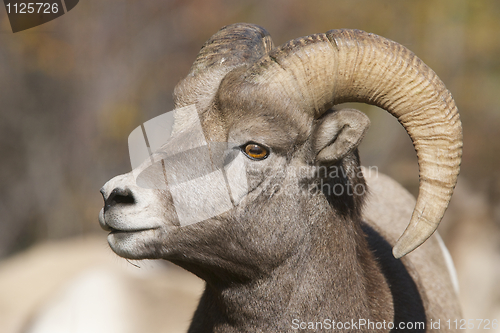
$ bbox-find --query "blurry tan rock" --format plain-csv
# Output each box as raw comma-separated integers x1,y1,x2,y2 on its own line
0,236,204,333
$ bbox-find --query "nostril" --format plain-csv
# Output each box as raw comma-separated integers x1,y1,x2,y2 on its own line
104,188,135,212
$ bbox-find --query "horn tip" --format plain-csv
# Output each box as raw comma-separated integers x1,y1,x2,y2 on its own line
392,222,437,259
392,244,410,259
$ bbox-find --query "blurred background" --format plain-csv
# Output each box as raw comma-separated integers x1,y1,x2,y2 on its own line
0,0,499,332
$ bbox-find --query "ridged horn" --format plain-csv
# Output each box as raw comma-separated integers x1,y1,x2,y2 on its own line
174,23,274,109
245,29,462,258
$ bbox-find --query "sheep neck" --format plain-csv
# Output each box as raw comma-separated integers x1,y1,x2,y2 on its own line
187,212,394,333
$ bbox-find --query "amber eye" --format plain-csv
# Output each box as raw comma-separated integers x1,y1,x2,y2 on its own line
243,143,269,160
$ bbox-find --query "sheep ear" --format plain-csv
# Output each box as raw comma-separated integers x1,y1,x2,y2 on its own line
313,109,370,163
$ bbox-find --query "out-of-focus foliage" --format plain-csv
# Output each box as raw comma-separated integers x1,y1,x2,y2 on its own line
0,0,499,324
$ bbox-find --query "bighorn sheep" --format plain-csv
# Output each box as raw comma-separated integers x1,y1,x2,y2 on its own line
99,23,463,332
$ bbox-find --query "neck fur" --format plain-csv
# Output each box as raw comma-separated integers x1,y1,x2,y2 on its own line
188,206,394,333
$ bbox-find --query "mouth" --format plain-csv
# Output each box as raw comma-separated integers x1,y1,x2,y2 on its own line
108,226,159,234
99,208,161,234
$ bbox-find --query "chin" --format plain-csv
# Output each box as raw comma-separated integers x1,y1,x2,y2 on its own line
107,229,164,259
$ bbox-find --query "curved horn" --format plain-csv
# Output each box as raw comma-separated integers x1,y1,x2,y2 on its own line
243,29,462,258
174,23,274,109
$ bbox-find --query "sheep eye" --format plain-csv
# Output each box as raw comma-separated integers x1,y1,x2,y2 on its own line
243,143,269,160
